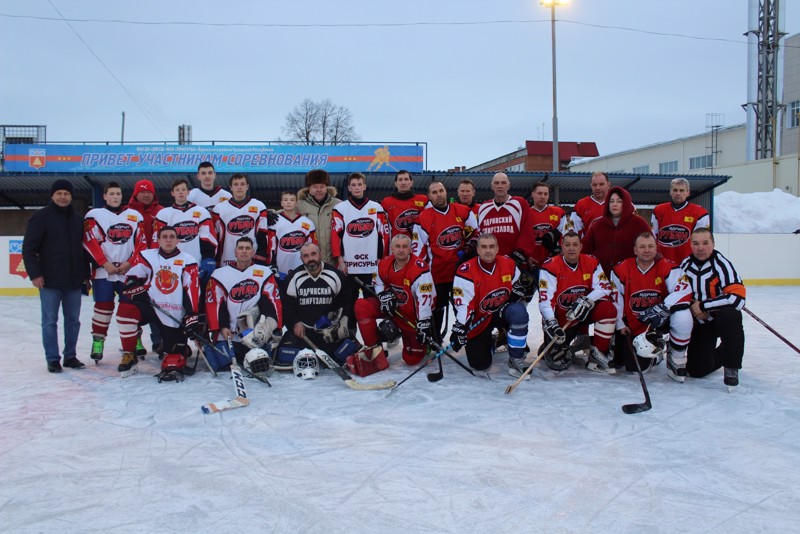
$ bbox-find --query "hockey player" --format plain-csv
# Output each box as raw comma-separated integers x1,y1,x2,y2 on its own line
651,178,711,264
279,242,357,365
680,228,746,388
611,232,693,380
212,173,271,268
412,180,478,339
450,234,533,375
381,169,429,239
331,172,390,302
456,179,480,216
187,161,231,209
568,171,610,237
152,178,217,285
206,236,282,370
355,234,436,365
83,182,146,362
538,231,617,373
517,182,568,270
270,190,317,280
297,169,341,264
476,172,533,264
118,226,200,377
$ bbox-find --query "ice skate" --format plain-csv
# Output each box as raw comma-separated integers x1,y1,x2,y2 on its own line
118,351,139,378
90,335,105,363
585,347,615,375
724,367,739,392
507,356,530,380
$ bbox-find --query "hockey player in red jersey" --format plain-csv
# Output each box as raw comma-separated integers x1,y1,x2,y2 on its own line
187,161,231,210
270,191,317,280
538,231,617,373
83,182,147,363
651,178,711,264
117,226,200,377
355,234,436,365
152,178,218,284
206,236,282,370
331,172,390,303
611,232,693,379
412,181,478,340
568,172,609,237
451,234,534,375
212,173,271,268
476,172,533,266
456,179,480,216
518,182,568,269
381,170,429,239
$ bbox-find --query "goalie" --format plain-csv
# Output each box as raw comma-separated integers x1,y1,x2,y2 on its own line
206,237,282,372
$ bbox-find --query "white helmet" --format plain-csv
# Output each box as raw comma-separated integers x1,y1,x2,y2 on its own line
293,349,319,380
244,348,272,376
633,331,666,359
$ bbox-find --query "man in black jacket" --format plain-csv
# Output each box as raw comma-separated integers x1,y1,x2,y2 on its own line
23,179,88,373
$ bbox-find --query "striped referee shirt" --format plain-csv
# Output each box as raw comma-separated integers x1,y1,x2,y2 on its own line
680,250,746,322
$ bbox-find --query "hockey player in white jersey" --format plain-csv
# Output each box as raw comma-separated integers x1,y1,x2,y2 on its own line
212,173,271,268
206,236,283,371
270,190,317,280
187,161,231,209
118,226,200,377
83,182,146,363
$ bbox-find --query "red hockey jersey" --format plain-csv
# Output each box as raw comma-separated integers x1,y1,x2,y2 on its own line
476,196,530,256
452,256,519,338
412,203,479,284
381,194,429,238
375,254,435,321
651,202,710,264
538,254,612,326
569,196,606,236
518,205,568,266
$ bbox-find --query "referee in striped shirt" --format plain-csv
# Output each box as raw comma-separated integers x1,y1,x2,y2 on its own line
680,228,745,387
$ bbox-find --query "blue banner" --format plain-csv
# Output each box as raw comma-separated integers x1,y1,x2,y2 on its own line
3,144,424,173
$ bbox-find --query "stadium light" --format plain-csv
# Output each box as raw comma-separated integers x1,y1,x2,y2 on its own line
540,0,569,171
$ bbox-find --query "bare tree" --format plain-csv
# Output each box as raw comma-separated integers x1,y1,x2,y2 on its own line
282,99,358,145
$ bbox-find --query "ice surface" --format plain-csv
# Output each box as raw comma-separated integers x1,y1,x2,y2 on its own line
2,287,800,533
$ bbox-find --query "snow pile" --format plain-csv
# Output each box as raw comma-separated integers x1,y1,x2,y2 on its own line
715,188,800,233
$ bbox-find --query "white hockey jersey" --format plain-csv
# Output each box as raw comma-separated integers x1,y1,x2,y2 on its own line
152,202,217,263
206,263,283,337
212,197,270,267
331,198,390,275
127,248,200,328
188,186,231,210
83,207,146,282
270,212,317,278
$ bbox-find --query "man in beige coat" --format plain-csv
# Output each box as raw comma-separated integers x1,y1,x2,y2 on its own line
297,169,341,264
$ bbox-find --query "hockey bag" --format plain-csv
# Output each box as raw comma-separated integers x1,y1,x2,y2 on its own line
346,345,390,377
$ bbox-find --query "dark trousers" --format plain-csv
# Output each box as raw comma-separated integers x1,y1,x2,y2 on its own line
687,308,745,378
433,281,453,343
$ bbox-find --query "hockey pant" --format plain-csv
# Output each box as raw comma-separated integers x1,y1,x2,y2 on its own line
116,301,187,355
465,302,528,371
687,308,745,378
90,279,126,338
355,296,425,365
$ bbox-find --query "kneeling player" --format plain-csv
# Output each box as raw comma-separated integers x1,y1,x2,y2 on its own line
611,233,693,381
538,232,616,373
118,226,200,377
355,234,436,366
206,236,283,371
450,234,534,376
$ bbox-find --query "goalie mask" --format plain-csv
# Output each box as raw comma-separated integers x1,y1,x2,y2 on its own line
633,331,666,359
293,349,319,380
543,346,572,371
244,348,272,376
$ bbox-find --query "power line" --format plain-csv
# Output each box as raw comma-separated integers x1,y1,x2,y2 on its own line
44,1,170,140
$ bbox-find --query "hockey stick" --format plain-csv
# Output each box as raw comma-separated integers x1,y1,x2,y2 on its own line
229,337,271,388
744,306,800,355
621,333,652,414
504,319,576,395
302,335,396,391
354,278,482,381
201,335,249,414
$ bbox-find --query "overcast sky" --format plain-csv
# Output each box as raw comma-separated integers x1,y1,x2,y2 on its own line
1,0,797,171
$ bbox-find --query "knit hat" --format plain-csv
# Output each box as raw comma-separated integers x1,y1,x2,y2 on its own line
50,179,73,196
132,179,156,197
305,169,330,188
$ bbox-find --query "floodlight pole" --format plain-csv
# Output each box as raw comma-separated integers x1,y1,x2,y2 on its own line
549,2,559,172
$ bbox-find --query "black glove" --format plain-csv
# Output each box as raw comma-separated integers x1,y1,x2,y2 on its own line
457,240,477,264
450,321,468,352
416,318,433,345
267,209,279,226
378,290,397,316
639,303,670,329
567,296,594,322
541,229,562,253
544,318,566,346
509,249,529,269
511,271,536,302
122,277,148,302
182,314,201,334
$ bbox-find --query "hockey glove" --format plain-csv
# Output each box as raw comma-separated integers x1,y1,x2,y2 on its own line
544,318,567,346
199,258,217,285
541,229,562,253
457,240,478,264
266,209,279,226
450,321,468,352
639,303,670,329
378,290,398,316
567,296,594,322
122,277,148,302
416,318,433,345
182,314,201,334
511,271,536,302
509,249,529,269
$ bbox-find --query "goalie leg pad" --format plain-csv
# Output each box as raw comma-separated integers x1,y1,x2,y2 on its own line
333,337,360,364
346,345,390,377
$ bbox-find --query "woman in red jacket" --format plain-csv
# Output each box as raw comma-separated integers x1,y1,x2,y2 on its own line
581,186,651,274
